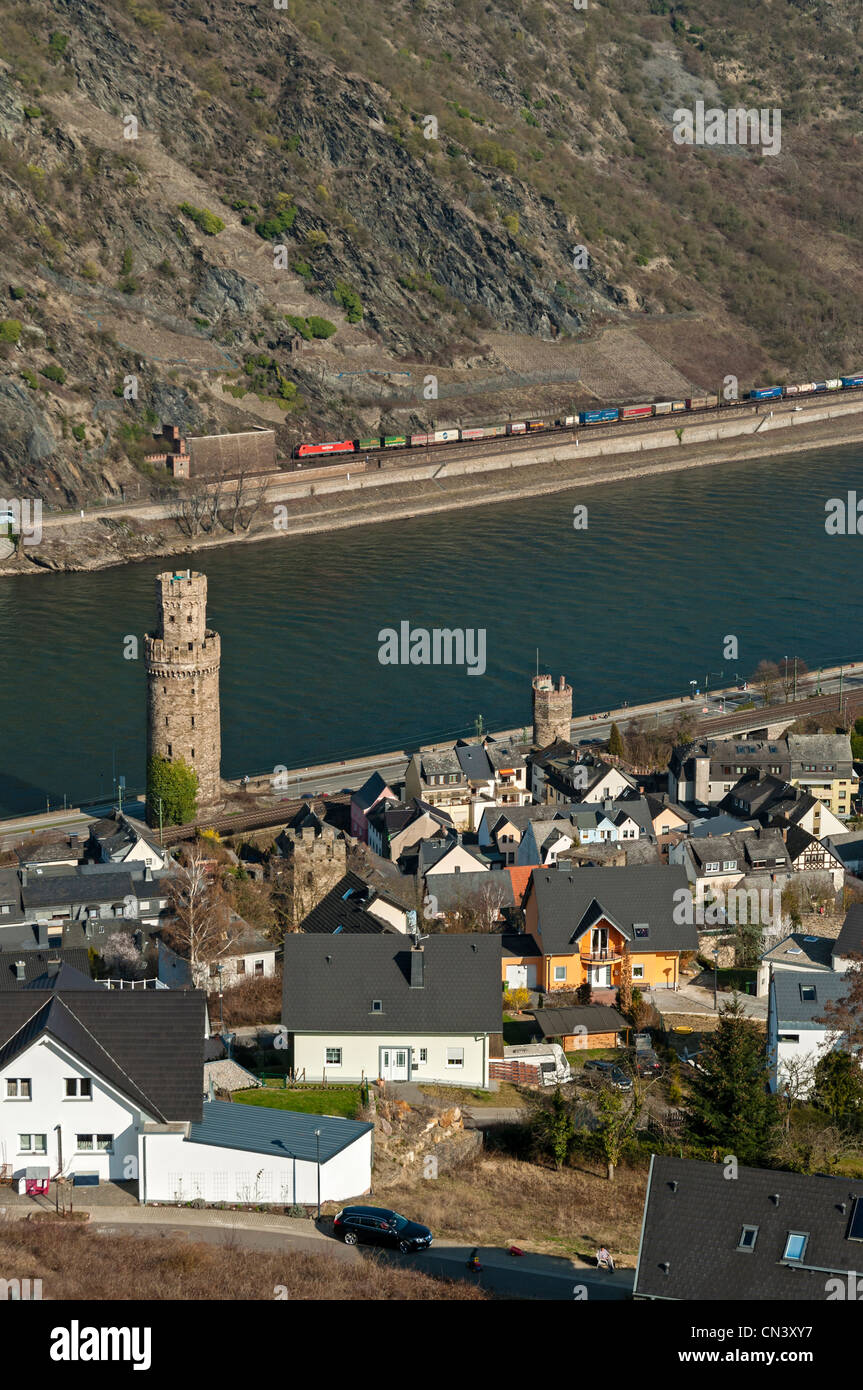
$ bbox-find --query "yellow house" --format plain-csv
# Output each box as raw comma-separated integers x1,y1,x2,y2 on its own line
522,864,697,994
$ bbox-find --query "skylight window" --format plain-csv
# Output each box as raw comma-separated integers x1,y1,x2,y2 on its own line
848,1197,863,1243
737,1225,758,1252
371,1000,383,1012
783,1232,808,1262
800,985,816,1001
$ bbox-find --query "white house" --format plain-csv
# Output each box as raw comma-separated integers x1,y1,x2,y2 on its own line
766,970,850,1095
0,979,371,1205
87,812,170,872
282,933,502,1087
157,916,278,992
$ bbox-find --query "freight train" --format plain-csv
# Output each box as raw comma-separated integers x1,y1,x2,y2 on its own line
294,373,863,458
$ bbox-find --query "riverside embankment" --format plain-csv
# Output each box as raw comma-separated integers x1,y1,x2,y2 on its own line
4,393,863,576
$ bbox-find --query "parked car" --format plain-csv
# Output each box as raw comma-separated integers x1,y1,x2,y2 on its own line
633,1032,652,1051
333,1205,433,1253
631,1048,662,1077
582,1059,633,1091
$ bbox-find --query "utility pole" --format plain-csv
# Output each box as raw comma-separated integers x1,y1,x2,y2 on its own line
157,796,164,846
793,656,798,702
475,714,485,739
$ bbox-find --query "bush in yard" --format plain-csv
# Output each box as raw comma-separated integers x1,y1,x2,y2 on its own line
504,986,531,1013
214,972,283,1028
530,1087,575,1169
178,201,225,235
0,319,22,343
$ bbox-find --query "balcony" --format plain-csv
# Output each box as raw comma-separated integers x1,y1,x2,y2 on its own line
580,947,622,963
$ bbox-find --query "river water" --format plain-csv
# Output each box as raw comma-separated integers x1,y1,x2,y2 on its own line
1,442,861,817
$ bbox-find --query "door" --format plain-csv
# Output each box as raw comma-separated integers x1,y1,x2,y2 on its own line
506,964,527,989
591,964,612,987
381,1047,410,1081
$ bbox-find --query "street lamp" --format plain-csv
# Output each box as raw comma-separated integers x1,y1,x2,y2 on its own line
314,1129,321,1220
689,680,697,701
216,963,224,1035
784,655,788,702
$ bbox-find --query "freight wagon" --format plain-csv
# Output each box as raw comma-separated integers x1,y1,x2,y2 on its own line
460,427,485,440
580,408,620,424
358,437,382,450
383,435,407,447
620,404,653,420
685,394,720,410
841,374,863,387
747,387,783,401
509,421,527,433
653,400,686,415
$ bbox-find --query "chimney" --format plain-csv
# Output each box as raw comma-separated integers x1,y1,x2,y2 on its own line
47,958,61,978
14,961,25,981
410,945,424,988
558,675,566,692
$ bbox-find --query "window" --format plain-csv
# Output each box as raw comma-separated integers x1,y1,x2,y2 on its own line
446,1048,464,1068
777,1033,800,1044
6,1078,31,1099
77,1134,94,1151
783,1232,808,1262
325,1047,342,1065
632,964,645,980
236,959,246,975
722,860,737,871
418,1048,428,1064
800,985,816,1001
65,1078,92,1098
705,862,720,872
19,1134,46,1154
254,960,264,976
553,965,566,982
97,1135,113,1153
371,1000,383,1013
738,1225,759,1251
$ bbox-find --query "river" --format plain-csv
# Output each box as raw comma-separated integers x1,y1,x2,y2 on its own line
1,442,861,817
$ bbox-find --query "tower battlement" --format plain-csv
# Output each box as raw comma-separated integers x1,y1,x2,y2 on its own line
532,672,572,748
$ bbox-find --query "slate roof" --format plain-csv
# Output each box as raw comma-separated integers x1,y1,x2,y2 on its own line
426,870,514,914
635,1154,863,1300
20,868,166,911
770,969,849,1028
0,990,205,1120
760,933,835,972
351,771,395,813
787,733,854,777
188,1097,373,1163
500,932,541,959
532,1004,627,1038
298,872,400,936
455,742,494,781
527,864,697,954
418,749,463,778
484,739,526,771
15,839,81,866
834,903,863,961
644,794,693,826
0,949,95,990
784,824,843,865
282,933,502,1033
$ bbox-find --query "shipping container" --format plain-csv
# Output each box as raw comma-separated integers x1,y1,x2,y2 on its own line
671,400,687,412
297,440,356,457
579,408,620,424
841,374,863,388
410,433,432,446
461,427,484,440
812,382,828,393
508,421,527,433
558,415,577,427
526,419,547,430
653,401,674,415
747,387,783,401
481,423,507,437
784,384,802,395
826,379,842,390
383,435,407,447
358,437,382,450
620,404,653,420
685,394,720,410
433,429,459,442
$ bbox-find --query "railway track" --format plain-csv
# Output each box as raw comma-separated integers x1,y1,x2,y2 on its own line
159,792,351,845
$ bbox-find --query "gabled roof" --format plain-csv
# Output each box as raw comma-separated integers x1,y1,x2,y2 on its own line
297,872,401,936
770,969,849,1027
784,824,843,866
526,865,696,955
0,990,205,1120
760,933,835,972
282,933,502,1033
635,1155,863,1300
455,742,494,782
532,1004,627,1038
506,866,533,904
834,903,863,961
352,771,396,813
0,948,94,989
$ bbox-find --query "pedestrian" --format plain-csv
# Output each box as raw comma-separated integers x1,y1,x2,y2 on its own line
596,1246,614,1270
467,1247,482,1272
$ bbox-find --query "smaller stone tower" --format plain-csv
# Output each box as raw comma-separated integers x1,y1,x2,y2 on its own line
532,673,572,748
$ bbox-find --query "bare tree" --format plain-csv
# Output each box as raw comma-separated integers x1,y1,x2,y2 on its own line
222,464,270,534
163,845,238,980
752,660,781,708
172,479,211,537
101,930,147,981
431,878,508,933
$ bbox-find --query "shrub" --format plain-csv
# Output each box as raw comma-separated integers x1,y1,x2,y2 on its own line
146,755,198,827
22,106,42,120
307,316,336,338
285,313,312,341
49,32,68,58
333,281,363,322
254,198,296,240
178,201,225,235
9,286,26,300
20,369,39,389
42,363,66,383
72,423,85,441
292,259,313,278
0,319,22,343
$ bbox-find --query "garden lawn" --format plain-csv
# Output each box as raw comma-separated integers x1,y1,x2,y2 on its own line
231,1086,361,1119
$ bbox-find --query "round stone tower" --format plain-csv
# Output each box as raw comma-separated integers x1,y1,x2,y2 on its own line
532,673,572,748
145,569,221,812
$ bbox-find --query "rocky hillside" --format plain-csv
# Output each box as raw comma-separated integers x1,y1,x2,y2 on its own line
0,0,861,506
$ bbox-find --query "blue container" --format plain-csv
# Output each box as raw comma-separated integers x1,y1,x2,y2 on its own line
579,408,620,424
748,387,783,400
840,375,863,388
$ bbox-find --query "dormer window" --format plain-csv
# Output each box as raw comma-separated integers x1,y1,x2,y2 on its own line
371,1000,382,1013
